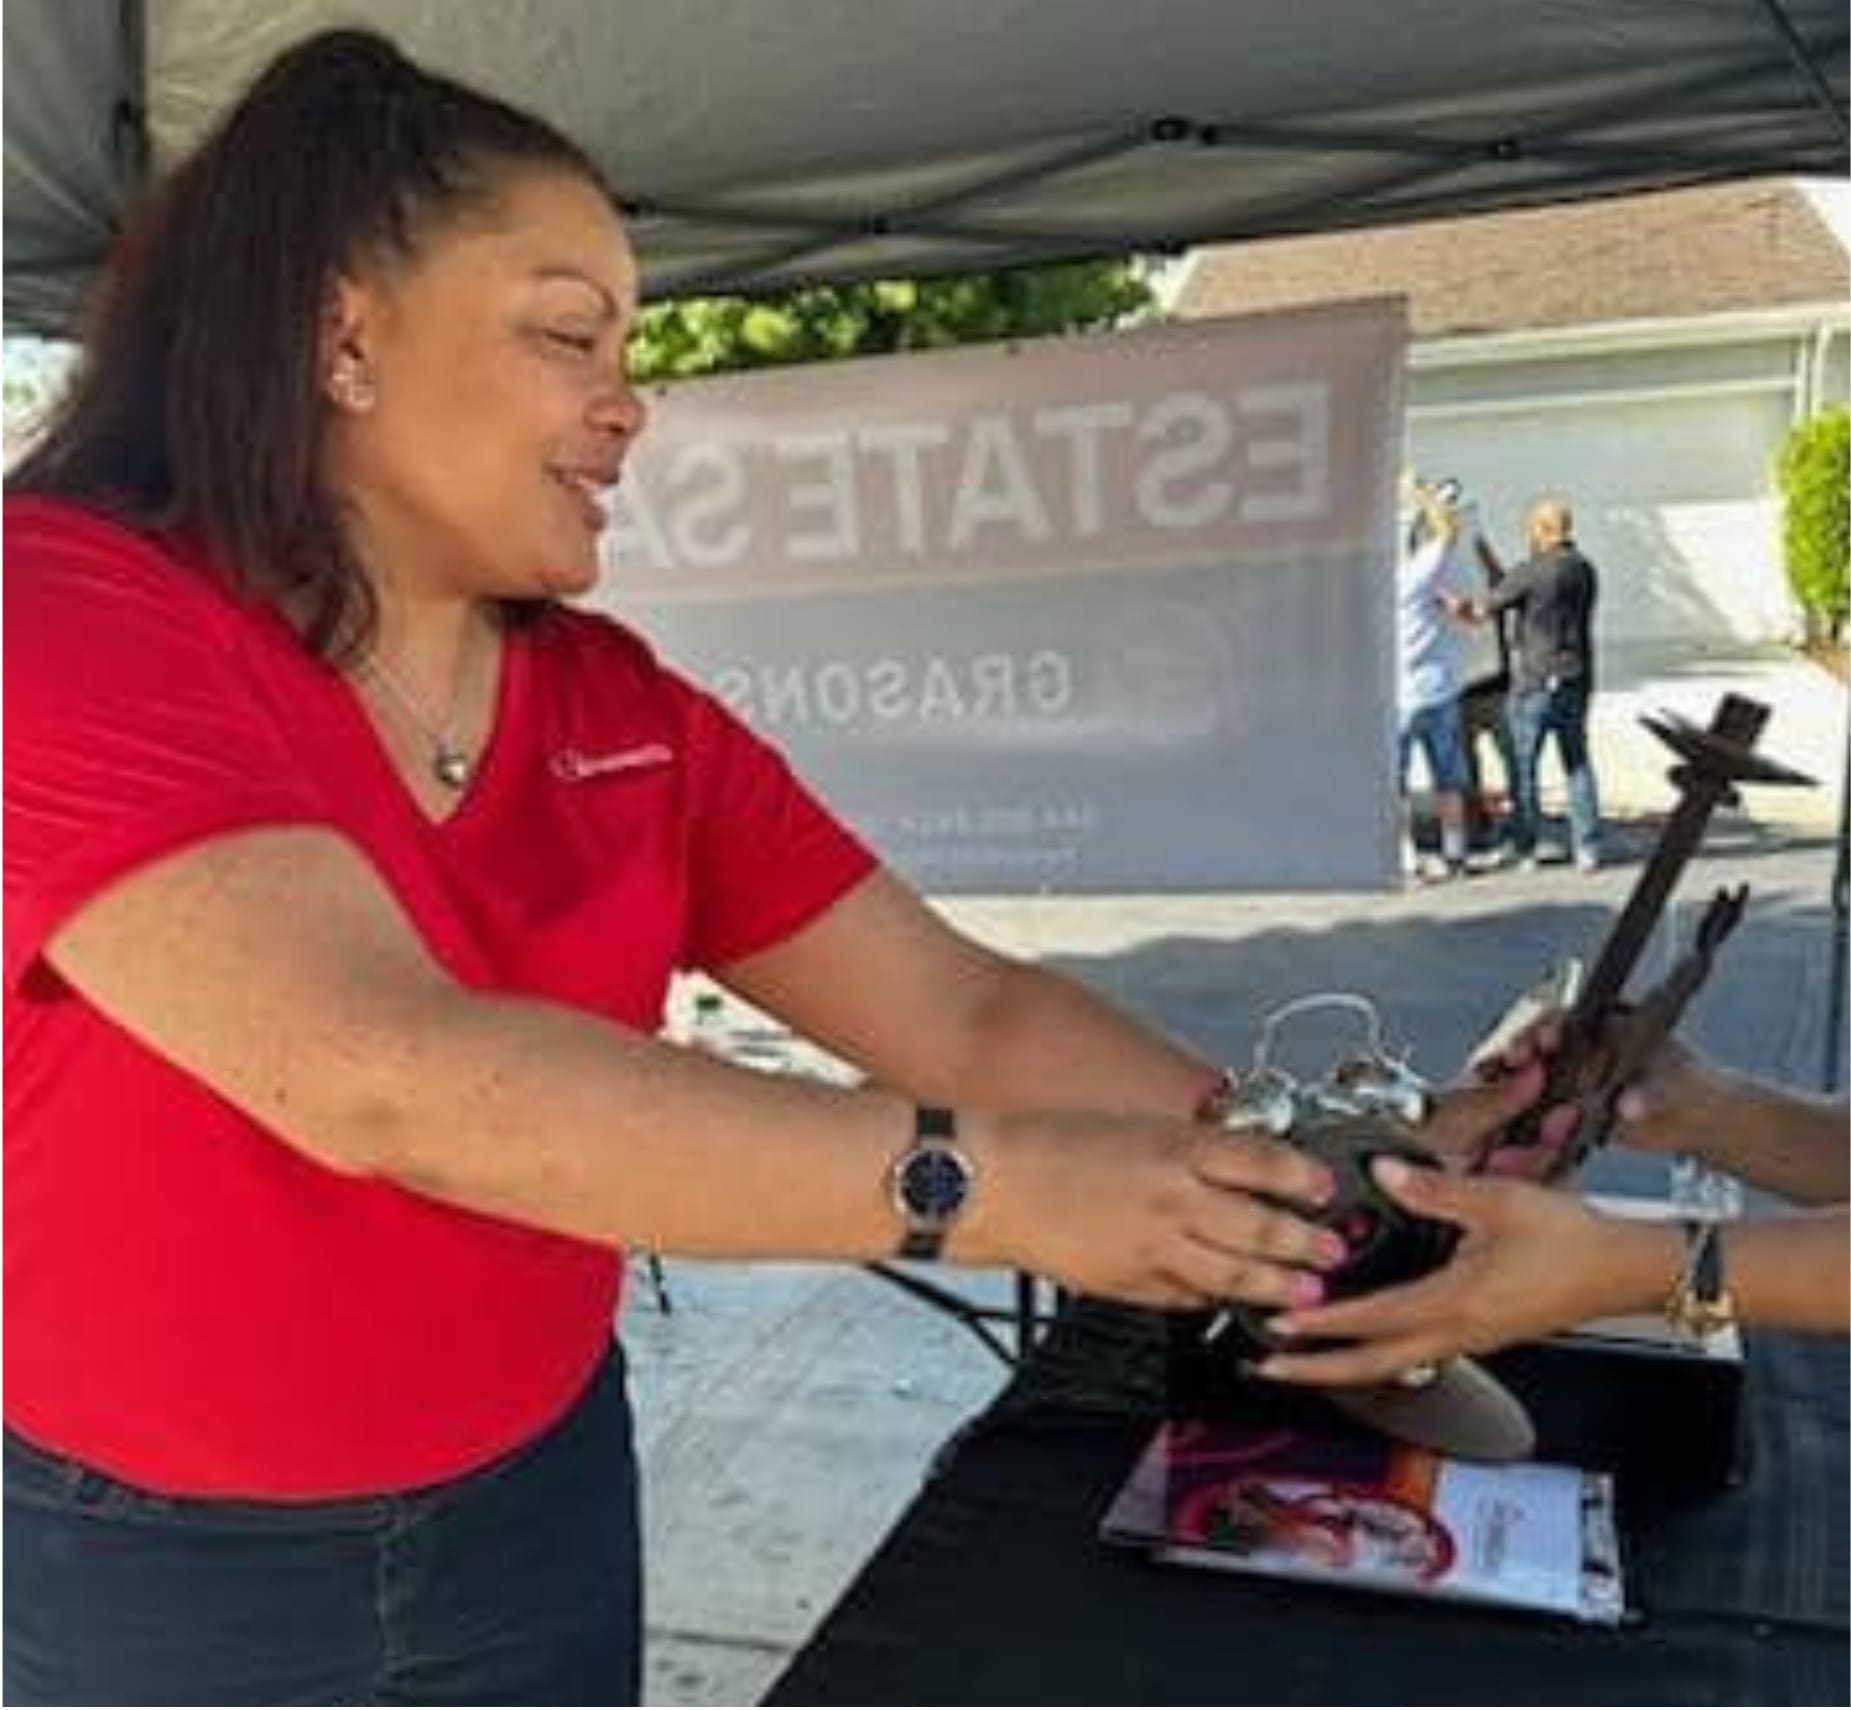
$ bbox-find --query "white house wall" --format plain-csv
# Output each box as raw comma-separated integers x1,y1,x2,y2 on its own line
1406,309,1848,653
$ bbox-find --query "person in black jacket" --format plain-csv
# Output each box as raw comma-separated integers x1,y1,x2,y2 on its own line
1458,498,1603,871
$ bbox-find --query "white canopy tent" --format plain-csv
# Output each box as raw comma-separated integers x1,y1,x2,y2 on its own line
5,0,1846,335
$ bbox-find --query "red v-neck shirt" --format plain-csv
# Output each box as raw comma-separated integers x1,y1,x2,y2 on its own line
3,497,876,1497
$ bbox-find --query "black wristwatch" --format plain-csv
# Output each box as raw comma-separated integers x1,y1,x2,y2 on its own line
889,1106,974,1261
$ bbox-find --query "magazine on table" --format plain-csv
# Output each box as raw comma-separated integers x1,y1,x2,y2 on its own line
1099,1418,1626,1625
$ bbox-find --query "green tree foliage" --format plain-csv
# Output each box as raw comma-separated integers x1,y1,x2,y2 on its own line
1775,406,1849,642
629,260,1155,383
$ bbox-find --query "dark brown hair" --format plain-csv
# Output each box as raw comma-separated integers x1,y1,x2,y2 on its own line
8,28,615,659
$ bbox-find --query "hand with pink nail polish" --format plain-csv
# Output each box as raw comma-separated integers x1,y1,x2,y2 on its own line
1258,1063,1851,1387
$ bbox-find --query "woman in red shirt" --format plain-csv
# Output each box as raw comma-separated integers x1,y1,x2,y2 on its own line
4,29,1530,1705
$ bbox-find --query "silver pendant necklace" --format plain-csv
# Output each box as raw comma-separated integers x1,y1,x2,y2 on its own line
359,642,475,792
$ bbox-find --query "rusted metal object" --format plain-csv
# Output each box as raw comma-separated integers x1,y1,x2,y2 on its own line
1489,693,1813,1177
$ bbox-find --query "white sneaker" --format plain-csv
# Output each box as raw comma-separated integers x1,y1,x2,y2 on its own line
1575,851,1601,874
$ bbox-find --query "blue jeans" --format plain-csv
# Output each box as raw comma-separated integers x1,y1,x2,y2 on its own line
1398,699,1469,794
1506,679,1602,859
5,1344,641,1706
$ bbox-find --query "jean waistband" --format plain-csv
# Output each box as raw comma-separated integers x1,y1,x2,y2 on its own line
5,1341,627,1534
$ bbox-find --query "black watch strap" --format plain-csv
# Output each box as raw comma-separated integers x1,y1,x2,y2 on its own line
914,1106,956,1143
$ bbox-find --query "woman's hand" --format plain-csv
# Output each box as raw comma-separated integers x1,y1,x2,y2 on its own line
1459,1008,1751,1178
1609,1035,1732,1153
1240,1157,1679,1387
1397,1056,1578,1180
1479,1010,1721,1158
956,1110,1349,1313
954,1063,1547,1315
1611,1038,1847,1204
1416,1060,1556,1168
1445,1012,1596,1179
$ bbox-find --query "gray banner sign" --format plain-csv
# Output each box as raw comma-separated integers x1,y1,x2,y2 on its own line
600,302,1408,892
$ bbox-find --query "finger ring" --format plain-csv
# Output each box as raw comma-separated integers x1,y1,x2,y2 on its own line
1395,1362,1441,1389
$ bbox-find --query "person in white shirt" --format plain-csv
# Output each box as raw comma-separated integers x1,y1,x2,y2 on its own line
1395,474,1475,880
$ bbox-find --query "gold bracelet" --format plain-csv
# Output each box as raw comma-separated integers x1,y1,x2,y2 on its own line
1663,1218,1737,1340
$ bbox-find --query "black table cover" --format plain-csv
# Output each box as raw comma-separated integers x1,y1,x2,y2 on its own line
767,1300,1848,1706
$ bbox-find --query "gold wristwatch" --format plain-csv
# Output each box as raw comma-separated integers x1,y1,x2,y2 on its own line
1664,1218,1736,1340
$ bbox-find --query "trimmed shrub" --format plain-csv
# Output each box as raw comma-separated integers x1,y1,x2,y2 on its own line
1776,406,1849,643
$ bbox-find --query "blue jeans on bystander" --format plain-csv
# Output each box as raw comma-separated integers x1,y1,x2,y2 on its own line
1506,679,1602,863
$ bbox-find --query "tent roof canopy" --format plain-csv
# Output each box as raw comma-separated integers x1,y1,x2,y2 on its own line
5,0,1846,336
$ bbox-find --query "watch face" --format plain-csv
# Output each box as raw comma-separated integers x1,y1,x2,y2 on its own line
900,1145,971,1224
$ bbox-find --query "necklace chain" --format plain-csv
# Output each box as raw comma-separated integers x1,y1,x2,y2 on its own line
360,642,475,792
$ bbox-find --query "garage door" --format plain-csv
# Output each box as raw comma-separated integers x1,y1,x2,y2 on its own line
1409,357,1799,653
